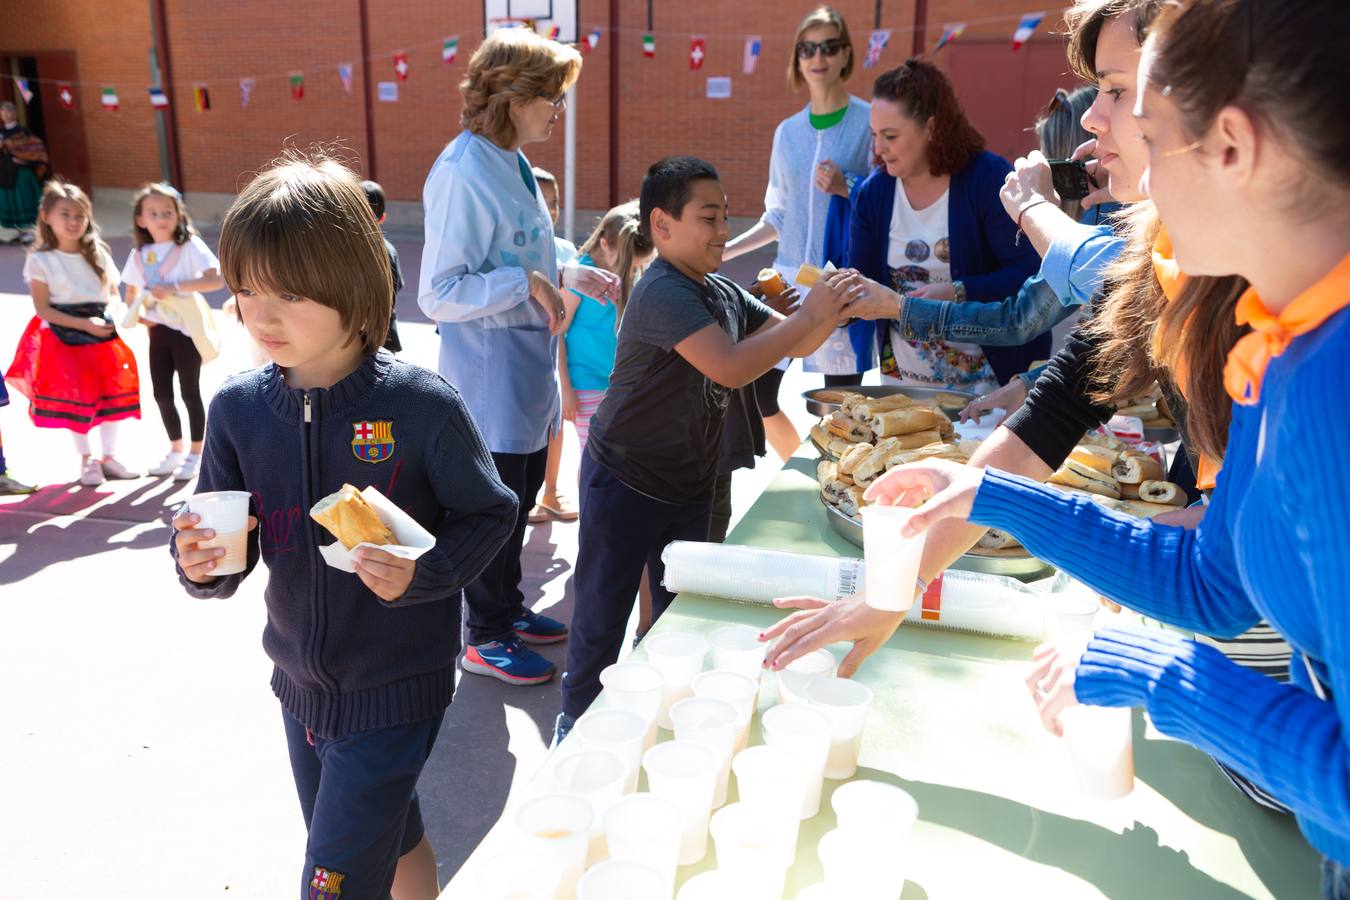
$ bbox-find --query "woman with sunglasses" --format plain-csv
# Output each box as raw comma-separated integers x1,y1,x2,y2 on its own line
725,5,875,463
418,28,619,687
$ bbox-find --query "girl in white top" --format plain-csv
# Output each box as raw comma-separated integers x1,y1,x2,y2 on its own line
121,184,225,481
4,180,142,487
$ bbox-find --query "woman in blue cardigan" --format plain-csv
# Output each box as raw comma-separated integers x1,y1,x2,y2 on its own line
844,60,1042,390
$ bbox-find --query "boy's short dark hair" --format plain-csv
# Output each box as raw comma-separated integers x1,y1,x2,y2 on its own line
638,156,720,241
360,179,386,221
221,152,391,353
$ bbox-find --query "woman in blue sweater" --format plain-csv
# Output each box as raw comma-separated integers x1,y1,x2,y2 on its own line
844,59,1041,391
864,0,1350,889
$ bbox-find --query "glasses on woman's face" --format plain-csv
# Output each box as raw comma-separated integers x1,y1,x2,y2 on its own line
797,38,845,60
540,93,566,111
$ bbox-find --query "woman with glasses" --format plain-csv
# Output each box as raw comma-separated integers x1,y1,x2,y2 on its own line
725,5,875,463
418,28,619,688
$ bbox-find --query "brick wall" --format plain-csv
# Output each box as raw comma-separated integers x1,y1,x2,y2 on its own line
6,0,1078,217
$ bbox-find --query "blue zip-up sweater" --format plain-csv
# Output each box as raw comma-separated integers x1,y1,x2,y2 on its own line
970,305,1350,865
170,350,518,738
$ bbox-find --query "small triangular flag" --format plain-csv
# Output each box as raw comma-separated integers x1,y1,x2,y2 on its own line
933,22,966,54
240,77,255,107
337,64,353,94
57,82,75,110
581,28,601,54
148,86,170,109
1012,12,1045,51
547,25,561,40
16,78,33,104
193,84,210,112
743,36,762,75
393,51,410,82
289,72,304,101
442,36,459,64
690,37,706,70
101,86,119,111
642,33,655,58
865,29,891,68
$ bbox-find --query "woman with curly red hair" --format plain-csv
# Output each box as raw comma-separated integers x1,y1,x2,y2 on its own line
843,59,1043,390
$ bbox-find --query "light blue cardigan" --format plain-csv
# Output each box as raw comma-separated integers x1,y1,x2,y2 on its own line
418,131,560,455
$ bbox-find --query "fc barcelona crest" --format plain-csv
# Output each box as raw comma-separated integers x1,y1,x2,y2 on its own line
351,420,395,463
309,867,345,899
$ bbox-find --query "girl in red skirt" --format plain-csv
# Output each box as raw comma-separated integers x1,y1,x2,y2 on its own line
5,180,141,487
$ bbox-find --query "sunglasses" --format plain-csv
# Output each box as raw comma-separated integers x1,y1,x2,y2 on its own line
796,38,846,60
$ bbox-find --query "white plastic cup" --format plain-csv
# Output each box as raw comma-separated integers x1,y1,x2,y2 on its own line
831,780,919,846
692,670,758,752
469,851,559,899
818,826,907,899
600,661,665,749
548,749,628,862
861,504,926,612
186,490,251,575
708,625,767,680
576,859,668,900
642,740,719,866
643,631,709,729
514,794,594,900
805,677,875,779
676,871,749,900
760,704,832,819
1046,589,1100,642
603,794,682,898
731,744,802,825
776,646,838,705
1062,705,1135,801
708,802,796,899
574,709,648,794
669,696,739,808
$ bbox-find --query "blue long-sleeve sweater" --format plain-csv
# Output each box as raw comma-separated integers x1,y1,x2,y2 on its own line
969,305,1350,865
170,350,518,738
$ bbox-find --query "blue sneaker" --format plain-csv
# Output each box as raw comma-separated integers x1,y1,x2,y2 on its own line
552,712,576,748
513,607,569,645
462,637,556,685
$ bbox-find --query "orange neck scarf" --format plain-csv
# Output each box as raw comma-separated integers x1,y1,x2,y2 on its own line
1223,251,1350,406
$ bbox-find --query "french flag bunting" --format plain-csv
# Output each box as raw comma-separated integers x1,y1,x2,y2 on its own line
1012,12,1045,51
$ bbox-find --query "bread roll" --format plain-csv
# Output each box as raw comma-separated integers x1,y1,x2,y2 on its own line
1115,499,1184,519
816,460,837,488
1048,459,1121,499
852,394,916,421
1139,480,1187,507
1111,453,1164,484
1068,444,1118,474
839,392,869,417
837,442,874,477
839,486,867,518
977,528,1023,551
889,429,943,450
310,484,395,550
1119,482,1141,500
868,407,943,437
852,438,901,486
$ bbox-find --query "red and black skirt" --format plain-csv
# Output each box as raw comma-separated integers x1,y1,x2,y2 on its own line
5,316,141,434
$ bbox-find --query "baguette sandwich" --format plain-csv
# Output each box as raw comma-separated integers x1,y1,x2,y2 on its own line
310,484,395,550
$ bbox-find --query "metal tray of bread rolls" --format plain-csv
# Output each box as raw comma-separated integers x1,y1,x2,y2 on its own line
804,385,976,418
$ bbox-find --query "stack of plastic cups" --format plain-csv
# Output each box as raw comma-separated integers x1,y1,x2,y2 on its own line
576,860,668,900
643,631,708,730
669,696,739,808
692,670,758,752
708,802,798,900
707,624,767,687
776,647,838,704
642,740,720,866
760,704,832,819
819,780,920,899
599,661,665,750
573,708,648,794
805,676,875,779
547,749,629,864
513,793,594,900
603,794,683,900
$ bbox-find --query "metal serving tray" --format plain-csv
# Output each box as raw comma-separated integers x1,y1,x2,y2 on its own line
804,385,977,418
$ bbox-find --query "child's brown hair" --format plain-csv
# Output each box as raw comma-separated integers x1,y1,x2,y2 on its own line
219,150,391,353
131,182,198,248
34,179,113,287
577,200,651,328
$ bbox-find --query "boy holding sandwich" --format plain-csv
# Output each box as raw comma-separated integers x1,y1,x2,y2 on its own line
170,153,517,900
554,156,863,741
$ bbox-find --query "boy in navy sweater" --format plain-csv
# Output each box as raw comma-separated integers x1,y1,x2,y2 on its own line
172,154,516,900
555,157,862,741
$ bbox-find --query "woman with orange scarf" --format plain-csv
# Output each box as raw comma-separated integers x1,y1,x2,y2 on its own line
845,0,1350,889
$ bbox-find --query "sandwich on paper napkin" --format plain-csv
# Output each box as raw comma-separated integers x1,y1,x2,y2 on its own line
310,484,435,573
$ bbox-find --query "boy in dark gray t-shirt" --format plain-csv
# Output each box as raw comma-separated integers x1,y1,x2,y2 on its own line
555,156,863,741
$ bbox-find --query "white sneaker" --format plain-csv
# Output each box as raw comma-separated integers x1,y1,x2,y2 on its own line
148,452,183,477
100,457,142,480
80,457,105,486
172,454,201,482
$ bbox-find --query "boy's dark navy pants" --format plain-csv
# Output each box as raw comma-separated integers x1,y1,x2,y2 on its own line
560,452,711,718
283,708,444,900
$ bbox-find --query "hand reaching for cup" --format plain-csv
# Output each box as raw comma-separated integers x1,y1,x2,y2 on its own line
563,261,621,303
862,458,987,535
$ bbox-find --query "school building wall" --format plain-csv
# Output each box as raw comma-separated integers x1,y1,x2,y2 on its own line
2,1,1078,234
